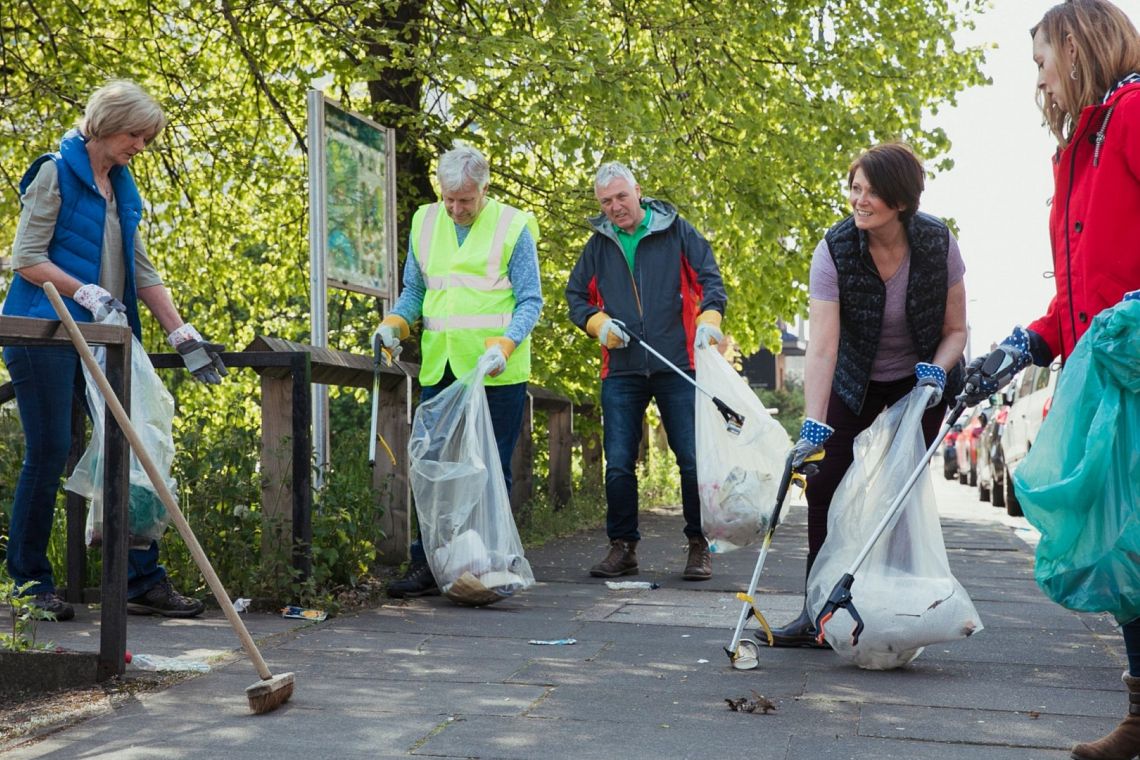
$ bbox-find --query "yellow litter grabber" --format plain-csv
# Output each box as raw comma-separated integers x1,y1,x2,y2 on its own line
723,448,820,670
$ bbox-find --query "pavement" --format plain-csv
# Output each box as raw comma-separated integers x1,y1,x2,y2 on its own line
0,464,1129,759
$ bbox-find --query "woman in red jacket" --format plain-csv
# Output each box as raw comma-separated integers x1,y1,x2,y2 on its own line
964,3,1140,758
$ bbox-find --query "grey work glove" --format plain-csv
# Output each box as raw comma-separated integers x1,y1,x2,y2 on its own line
168,323,227,385
961,327,1033,405
73,284,126,322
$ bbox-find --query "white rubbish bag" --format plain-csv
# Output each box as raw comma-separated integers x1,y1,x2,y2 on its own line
409,358,534,606
695,345,790,553
64,310,175,549
806,390,983,670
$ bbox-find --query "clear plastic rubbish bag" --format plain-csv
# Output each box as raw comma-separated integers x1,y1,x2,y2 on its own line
807,390,983,669
64,311,175,548
409,357,534,606
695,346,790,553
1014,299,1140,625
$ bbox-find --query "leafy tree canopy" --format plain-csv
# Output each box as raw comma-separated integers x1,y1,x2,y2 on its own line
2,0,988,403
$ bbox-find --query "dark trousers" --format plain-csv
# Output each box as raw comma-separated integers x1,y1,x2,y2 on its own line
1125,617,1140,676
3,345,165,597
805,377,948,574
600,371,700,542
410,363,527,565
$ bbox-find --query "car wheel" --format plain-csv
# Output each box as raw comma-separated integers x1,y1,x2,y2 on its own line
959,471,968,485
944,462,956,480
979,483,990,502
1005,468,1022,517
991,476,1005,507
968,467,977,487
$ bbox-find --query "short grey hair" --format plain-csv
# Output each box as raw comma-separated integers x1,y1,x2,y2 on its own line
437,144,490,192
595,161,637,190
79,80,166,140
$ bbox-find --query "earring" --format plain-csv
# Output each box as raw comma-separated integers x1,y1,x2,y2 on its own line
1070,63,1078,80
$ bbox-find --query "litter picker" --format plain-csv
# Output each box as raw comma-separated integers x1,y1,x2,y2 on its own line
45,282,295,715
619,324,745,435
813,384,974,648
367,335,398,468
724,448,822,670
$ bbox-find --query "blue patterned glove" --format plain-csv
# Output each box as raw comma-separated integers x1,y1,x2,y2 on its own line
1124,289,1140,303
791,418,833,471
914,362,946,408
961,326,1032,405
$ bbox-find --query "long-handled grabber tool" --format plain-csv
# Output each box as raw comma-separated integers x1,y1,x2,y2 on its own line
619,325,745,435
813,388,970,648
368,337,403,468
45,282,294,714
724,448,823,669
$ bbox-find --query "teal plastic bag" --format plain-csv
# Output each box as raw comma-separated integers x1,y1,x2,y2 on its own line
1014,299,1140,624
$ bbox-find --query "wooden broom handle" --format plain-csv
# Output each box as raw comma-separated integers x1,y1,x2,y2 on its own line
44,282,273,681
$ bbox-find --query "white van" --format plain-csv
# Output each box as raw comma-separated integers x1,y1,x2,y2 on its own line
999,363,1059,515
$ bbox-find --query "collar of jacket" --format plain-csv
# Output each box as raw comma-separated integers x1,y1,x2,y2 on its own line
59,129,141,209
587,197,679,243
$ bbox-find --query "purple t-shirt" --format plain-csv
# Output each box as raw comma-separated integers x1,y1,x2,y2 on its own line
809,231,965,381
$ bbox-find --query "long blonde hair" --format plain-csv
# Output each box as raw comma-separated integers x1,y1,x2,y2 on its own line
1032,0,1140,146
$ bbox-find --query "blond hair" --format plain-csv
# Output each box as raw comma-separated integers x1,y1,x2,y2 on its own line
79,80,166,141
1032,0,1140,146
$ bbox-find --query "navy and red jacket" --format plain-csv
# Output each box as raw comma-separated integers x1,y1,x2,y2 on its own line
1029,80,1140,362
566,198,727,379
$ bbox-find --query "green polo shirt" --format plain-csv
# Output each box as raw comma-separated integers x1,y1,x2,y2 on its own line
613,206,652,272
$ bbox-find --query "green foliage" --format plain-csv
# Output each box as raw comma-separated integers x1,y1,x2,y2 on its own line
1,0,988,601
0,568,56,652
756,383,806,440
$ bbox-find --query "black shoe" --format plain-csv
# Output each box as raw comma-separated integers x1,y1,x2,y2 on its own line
386,562,440,598
759,608,829,648
29,592,75,622
128,578,205,618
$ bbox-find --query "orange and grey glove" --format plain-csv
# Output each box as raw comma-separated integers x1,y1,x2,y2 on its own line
168,323,227,385
694,310,723,349
373,314,410,363
586,311,630,349
481,337,515,377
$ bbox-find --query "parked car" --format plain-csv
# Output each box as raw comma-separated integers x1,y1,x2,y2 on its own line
942,424,962,480
955,407,987,487
976,394,1010,506
1000,363,1059,516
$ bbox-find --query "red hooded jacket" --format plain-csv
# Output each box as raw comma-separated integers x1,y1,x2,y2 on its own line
1028,81,1140,362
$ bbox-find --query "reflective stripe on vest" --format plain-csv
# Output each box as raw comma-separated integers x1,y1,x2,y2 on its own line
420,204,518,293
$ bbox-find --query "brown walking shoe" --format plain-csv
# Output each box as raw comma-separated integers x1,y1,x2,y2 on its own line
1071,671,1140,760
589,539,638,578
682,535,712,581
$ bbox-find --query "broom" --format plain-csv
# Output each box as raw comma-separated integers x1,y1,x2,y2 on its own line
45,282,294,714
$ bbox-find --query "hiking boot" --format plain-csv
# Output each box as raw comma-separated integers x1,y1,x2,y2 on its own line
127,578,205,618
1071,671,1140,760
682,535,712,581
386,562,440,598
29,592,75,622
589,539,638,578
760,607,828,648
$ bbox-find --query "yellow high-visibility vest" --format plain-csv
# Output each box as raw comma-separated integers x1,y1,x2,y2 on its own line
412,198,539,386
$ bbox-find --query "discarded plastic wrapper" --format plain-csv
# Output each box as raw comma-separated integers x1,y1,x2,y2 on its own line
528,638,577,645
605,581,659,590
281,605,327,622
233,597,251,613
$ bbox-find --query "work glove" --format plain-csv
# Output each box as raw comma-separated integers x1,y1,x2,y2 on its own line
791,418,833,473
693,310,724,349
480,337,515,378
1123,289,1140,303
373,314,409,363
914,362,946,408
961,326,1033,405
167,323,227,385
586,311,630,349
72,284,126,322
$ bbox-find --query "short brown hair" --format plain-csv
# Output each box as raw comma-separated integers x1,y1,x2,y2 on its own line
847,143,925,223
1032,0,1140,146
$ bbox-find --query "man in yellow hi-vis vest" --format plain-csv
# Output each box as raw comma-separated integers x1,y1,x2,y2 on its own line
375,144,543,598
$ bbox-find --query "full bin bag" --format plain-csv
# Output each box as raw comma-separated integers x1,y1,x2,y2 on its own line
695,345,790,553
65,310,175,548
1014,299,1140,625
806,389,983,669
408,359,534,606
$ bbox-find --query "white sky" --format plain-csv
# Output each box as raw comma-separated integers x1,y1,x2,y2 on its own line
921,0,1140,358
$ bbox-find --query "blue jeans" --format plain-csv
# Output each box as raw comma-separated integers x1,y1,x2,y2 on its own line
601,371,700,542
410,363,527,565
3,345,165,597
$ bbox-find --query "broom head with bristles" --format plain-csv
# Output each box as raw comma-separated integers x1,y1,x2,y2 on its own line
245,672,295,714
